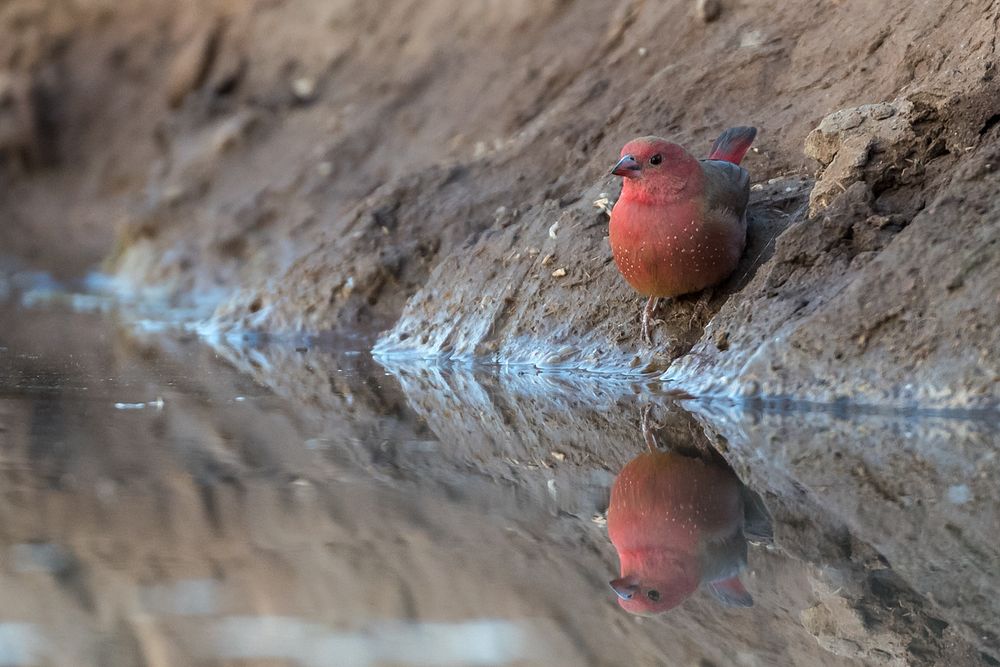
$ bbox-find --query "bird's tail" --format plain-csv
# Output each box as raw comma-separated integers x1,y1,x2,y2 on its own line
707,126,757,165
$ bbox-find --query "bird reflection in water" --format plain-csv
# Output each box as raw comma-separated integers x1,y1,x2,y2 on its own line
607,407,772,615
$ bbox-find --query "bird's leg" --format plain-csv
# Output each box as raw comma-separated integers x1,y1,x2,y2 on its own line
640,296,660,345
641,404,659,453
688,288,715,329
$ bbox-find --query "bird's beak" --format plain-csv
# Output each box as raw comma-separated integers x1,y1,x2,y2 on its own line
609,577,640,600
610,154,641,178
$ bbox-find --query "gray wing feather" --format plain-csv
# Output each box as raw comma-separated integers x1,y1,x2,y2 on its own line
699,159,751,216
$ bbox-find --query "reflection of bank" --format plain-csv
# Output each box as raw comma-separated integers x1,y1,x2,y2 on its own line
608,408,772,615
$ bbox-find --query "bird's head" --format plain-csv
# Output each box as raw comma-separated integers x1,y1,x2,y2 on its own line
610,136,700,201
609,566,699,615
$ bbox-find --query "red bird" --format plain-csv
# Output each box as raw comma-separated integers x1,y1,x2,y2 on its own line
607,449,755,615
609,127,756,343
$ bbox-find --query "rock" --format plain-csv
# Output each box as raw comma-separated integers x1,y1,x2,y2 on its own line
696,0,722,23
205,20,249,96
291,76,317,103
804,99,917,216
0,70,38,168
166,23,221,108
801,592,907,666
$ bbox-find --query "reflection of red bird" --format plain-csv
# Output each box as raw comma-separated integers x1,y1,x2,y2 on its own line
609,127,756,343
607,450,754,614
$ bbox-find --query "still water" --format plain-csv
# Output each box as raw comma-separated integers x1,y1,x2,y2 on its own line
0,303,997,666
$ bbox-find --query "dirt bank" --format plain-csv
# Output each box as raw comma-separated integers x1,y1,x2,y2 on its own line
1,0,998,407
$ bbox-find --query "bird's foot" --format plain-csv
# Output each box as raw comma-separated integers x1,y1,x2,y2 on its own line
688,289,715,329
641,296,660,346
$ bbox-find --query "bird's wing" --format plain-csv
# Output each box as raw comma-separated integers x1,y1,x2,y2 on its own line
699,159,750,217
699,523,747,583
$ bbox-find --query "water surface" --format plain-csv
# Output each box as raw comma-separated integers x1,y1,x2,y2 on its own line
0,303,996,666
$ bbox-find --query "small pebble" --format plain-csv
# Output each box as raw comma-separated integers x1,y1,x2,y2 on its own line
551,267,567,278
291,77,317,102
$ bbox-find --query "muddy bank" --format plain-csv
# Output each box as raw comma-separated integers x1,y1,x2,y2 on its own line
4,0,998,407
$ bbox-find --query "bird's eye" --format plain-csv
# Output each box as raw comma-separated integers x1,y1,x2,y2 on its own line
647,590,661,601
649,154,662,165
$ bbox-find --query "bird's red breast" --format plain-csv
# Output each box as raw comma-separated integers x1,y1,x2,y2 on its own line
608,451,744,554
609,191,744,297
